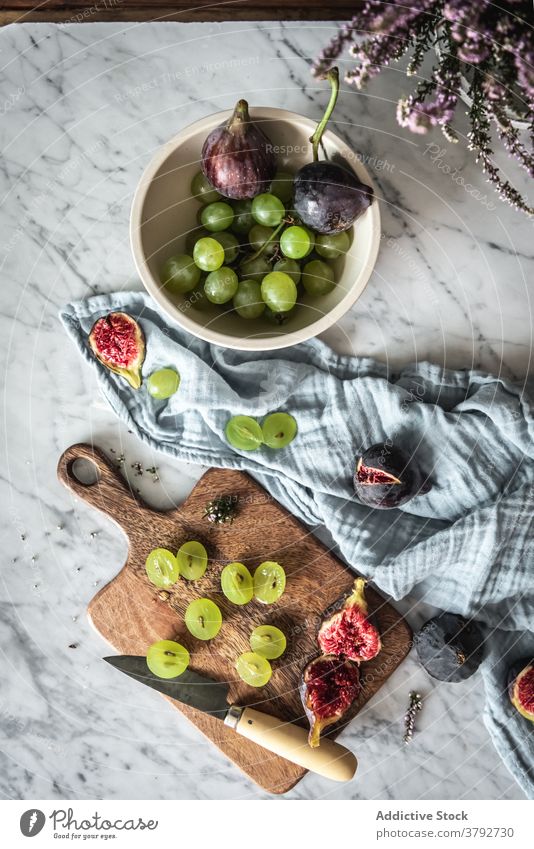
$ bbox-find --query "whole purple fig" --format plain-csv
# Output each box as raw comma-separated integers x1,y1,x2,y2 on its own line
201,100,276,200
294,68,373,234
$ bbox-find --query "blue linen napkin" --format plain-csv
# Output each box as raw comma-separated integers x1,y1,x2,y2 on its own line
61,291,534,798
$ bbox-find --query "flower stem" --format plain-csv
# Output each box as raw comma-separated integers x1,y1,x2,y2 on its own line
310,67,340,162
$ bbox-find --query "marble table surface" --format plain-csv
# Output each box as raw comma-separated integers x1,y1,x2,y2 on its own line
0,21,532,801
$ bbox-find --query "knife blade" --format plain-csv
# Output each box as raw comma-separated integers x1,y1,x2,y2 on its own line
104,655,357,783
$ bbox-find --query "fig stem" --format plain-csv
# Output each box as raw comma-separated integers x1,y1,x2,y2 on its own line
310,67,340,163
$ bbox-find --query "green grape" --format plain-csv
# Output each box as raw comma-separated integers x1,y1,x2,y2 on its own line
270,171,294,203
261,271,297,313
191,171,221,205
147,368,180,400
145,548,180,588
204,267,238,304
248,224,278,257
161,254,201,294
236,652,272,687
147,640,189,679
315,231,351,259
200,201,234,233
187,284,213,312
193,237,225,272
263,306,296,326
225,415,263,450
273,257,301,285
239,254,271,283
231,200,254,236
176,540,208,581
302,259,335,296
250,625,286,659
233,280,265,319
251,193,285,227
221,562,254,605
185,598,222,640
280,226,312,259
262,412,297,449
254,562,286,604
186,227,210,254
213,231,240,264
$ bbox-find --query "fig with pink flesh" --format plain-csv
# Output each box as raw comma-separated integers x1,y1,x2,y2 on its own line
508,658,534,723
201,100,277,200
354,441,428,509
88,311,145,389
300,654,361,747
318,577,381,663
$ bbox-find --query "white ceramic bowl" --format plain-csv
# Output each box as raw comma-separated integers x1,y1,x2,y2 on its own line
130,107,381,351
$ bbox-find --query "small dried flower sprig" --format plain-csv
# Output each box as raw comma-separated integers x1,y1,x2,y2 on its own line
203,495,238,525
404,691,423,744
313,0,534,215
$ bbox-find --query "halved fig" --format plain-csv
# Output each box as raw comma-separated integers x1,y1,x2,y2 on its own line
88,311,145,389
318,577,381,663
300,654,361,747
353,441,428,509
508,658,534,723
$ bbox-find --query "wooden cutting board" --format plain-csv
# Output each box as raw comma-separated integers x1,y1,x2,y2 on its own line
58,442,412,794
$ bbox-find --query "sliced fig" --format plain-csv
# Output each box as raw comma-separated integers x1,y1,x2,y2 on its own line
88,311,145,389
300,654,361,747
508,658,534,723
414,613,484,682
201,100,276,200
353,441,428,509
318,577,381,663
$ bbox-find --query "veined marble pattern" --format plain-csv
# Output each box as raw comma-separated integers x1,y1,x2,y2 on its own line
0,21,531,801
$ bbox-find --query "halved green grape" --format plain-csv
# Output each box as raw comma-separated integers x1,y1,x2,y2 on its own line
273,257,301,286
231,199,254,236
236,652,272,687
254,562,286,604
147,368,181,400
204,267,239,304
177,541,208,581
213,231,240,264
161,254,201,294
250,625,287,659
225,415,263,450
191,171,221,205
233,280,265,319
261,271,297,313
251,193,285,227
302,259,335,296
147,640,190,679
184,598,222,640
239,254,271,283
200,201,234,232
315,231,351,259
221,562,254,605
248,224,278,257
280,225,312,259
270,171,294,203
262,412,297,449
145,548,180,588
193,237,225,272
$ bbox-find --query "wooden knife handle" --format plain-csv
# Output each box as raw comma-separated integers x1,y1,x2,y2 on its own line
229,706,357,782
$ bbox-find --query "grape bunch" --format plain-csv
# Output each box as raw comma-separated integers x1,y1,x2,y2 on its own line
159,170,353,326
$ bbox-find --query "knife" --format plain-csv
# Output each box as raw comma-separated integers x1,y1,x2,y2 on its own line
104,655,357,782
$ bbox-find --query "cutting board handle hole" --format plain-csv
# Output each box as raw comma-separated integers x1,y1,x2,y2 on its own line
70,457,101,487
